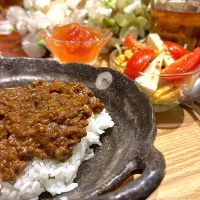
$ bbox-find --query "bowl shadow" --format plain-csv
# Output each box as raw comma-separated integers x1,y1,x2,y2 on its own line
155,105,184,129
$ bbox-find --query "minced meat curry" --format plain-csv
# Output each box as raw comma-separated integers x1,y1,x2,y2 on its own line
0,80,104,182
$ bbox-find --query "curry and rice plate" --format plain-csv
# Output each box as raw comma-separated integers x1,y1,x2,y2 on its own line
0,80,114,200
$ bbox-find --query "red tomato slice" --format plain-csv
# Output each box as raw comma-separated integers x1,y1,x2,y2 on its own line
61,23,97,42
124,34,145,50
124,48,156,80
162,47,200,80
164,41,189,60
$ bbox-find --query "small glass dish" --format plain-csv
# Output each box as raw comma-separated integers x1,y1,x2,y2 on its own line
39,23,112,64
110,48,200,112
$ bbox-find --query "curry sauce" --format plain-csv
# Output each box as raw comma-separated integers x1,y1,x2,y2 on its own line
0,80,104,182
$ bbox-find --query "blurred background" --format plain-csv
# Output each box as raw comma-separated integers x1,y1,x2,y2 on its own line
0,0,151,58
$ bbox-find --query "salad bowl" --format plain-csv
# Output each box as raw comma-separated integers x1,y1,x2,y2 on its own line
0,57,165,200
110,34,200,112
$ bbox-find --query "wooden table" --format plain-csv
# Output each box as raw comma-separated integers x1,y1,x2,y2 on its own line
96,55,200,200
149,108,200,200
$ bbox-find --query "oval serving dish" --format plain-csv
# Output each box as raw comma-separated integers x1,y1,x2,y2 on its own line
0,57,165,200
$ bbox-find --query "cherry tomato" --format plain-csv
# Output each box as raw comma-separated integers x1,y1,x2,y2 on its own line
64,23,97,42
124,34,145,50
124,48,156,80
164,41,189,60
162,47,200,80
65,23,81,41
52,23,98,42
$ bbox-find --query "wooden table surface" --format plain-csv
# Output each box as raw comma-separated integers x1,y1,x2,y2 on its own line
96,55,200,200
149,108,200,200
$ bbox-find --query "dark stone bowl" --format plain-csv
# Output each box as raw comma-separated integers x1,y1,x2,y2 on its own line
0,57,165,200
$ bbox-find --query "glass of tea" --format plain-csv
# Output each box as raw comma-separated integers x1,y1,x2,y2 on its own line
150,0,200,51
0,0,23,8
0,0,23,19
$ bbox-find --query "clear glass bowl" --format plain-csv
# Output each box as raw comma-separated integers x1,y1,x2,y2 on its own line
39,24,112,64
110,48,200,112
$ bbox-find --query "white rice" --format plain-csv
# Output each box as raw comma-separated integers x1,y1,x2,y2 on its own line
0,109,114,200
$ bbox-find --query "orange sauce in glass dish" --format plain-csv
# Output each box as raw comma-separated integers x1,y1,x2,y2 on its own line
41,23,112,64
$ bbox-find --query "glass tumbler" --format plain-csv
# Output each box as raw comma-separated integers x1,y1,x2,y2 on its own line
150,0,200,51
